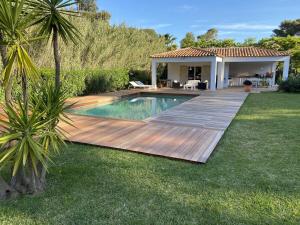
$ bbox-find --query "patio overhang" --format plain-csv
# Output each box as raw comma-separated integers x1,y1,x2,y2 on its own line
151,47,291,90
151,56,222,91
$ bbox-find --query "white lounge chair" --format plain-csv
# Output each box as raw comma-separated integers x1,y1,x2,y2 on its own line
184,80,200,90
129,81,152,89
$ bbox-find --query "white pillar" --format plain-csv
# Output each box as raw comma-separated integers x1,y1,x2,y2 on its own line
217,61,225,89
151,60,157,88
283,57,290,81
224,63,230,88
210,58,217,91
271,62,277,86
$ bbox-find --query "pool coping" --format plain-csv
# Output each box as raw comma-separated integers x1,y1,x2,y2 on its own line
67,91,199,122
69,91,199,109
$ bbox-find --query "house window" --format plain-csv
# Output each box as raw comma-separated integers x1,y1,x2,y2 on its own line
188,67,202,80
188,67,195,80
195,67,202,80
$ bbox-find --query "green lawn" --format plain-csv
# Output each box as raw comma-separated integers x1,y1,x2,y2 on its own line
0,92,299,225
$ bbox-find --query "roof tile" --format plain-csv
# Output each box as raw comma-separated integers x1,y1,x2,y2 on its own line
151,47,289,58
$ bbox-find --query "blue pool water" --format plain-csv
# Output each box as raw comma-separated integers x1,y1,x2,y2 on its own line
69,94,194,120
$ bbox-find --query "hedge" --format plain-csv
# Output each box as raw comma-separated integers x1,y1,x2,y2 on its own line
129,70,151,85
40,68,129,97
84,69,129,94
129,66,168,85
278,76,300,93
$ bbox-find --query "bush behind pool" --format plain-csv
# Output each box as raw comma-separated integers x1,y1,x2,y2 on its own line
278,76,300,93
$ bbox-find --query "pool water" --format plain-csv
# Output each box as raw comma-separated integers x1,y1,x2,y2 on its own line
69,94,194,120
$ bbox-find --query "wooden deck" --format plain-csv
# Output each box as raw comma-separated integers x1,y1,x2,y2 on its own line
62,89,248,163
149,90,248,130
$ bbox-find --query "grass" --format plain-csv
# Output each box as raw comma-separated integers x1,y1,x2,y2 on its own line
0,92,299,225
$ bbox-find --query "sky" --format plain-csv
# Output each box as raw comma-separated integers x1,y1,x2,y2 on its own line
96,0,300,43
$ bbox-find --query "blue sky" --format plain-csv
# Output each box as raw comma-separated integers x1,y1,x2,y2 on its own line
96,0,300,43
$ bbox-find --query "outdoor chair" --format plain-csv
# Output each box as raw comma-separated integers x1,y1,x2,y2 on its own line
129,81,152,89
184,80,200,90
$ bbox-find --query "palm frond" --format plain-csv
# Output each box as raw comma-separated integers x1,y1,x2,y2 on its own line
0,99,51,176
31,80,73,157
0,0,42,88
28,0,81,44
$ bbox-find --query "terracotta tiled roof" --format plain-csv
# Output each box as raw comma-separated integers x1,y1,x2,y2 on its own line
151,47,289,58
204,47,289,57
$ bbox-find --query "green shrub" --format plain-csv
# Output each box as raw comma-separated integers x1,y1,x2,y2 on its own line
129,70,151,84
278,76,300,92
84,68,129,94
39,68,129,97
40,69,86,98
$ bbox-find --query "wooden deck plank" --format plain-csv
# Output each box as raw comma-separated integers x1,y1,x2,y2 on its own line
61,89,248,163
149,91,247,130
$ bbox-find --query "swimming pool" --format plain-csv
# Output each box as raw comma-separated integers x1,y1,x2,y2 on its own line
69,94,194,120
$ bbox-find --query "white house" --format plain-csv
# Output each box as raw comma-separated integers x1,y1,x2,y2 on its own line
151,47,291,90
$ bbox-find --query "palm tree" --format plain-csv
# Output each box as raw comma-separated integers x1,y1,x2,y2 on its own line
0,0,42,195
0,31,8,67
29,0,81,89
0,1,71,196
0,0,39,104
162,33,177,51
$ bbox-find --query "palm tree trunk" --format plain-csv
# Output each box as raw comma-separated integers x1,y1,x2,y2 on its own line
0,173,19,200
53,26,61,90
10,167,29,194
11,166,45,195
21,73,28,111
0,31,7,67
10,73,45,195
0,31,19,200
10,73,30,194
0,31,13,105
5,73,15,105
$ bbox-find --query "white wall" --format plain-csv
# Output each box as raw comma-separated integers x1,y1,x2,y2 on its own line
168,63,181,82
168,63,211,84
168,63,189,83
201,65,210,82
229,62,273,77
180,66,188,82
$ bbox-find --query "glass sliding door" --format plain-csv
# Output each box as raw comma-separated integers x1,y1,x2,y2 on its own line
188,67,195,80
195,67,202,80
188,66,202,80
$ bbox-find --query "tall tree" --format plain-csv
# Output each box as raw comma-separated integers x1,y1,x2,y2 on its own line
196,38,237,48
197,28,218,41
243,37,257,46
273,19,300,37
180,32,196,48
30,0,81,89
0,0,72,197
0,0,42,196
78,0,97,12
95,10,111,22
258,36,300,74
161,33,177,50
0,0,40,104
